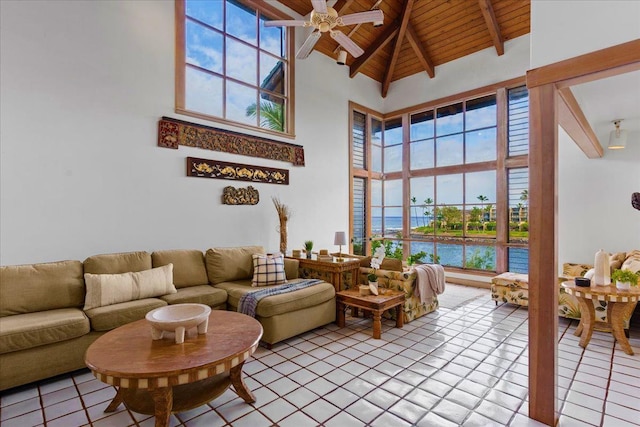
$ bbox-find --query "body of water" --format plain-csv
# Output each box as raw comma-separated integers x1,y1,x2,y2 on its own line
371,216,529,273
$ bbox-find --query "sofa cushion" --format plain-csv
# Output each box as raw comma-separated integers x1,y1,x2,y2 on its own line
381,258,403,272
252,254,287,287
160,285,227,308
83,251,152,274
84,298,167,331
215,279,335,318
562,263,592,278
609,252,627,271
491,272,529,289
0,308,89,354
83,264,177,310
284,258,299,280
152,249,208,288
205,246,265,284
0,260,85,317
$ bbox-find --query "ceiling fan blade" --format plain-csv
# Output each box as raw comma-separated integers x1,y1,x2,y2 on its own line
330,30,364,58
339,10,384,26
311,0,328,14
264,20,308,27
296,31,322,59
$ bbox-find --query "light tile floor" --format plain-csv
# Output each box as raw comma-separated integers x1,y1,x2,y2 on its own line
1,286,639,427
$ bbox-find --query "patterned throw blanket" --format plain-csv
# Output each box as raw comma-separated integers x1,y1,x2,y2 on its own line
238,279,323,318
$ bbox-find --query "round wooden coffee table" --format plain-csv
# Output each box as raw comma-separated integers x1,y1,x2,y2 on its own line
85,310,263,427
562,282,639,355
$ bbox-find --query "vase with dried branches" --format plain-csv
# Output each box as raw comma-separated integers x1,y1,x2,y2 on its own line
272,197,291,254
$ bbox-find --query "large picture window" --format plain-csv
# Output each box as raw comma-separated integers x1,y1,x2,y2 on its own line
176,0,294,136
349,80,529,274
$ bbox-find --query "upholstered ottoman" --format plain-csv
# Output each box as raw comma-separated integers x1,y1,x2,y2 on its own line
491,272,530,306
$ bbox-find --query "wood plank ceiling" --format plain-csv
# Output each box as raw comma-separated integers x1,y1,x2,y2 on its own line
277,0,530,97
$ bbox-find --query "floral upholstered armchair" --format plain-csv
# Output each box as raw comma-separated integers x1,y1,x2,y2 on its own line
326,253,439,322
361,267,439,323
492,250,639,330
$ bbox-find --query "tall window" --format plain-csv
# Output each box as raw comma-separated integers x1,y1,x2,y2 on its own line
349,81,529,273
176,0,294,136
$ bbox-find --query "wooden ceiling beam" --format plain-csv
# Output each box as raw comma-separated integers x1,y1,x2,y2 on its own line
405,22,434,78
381,0,415,97
332,0,354,14
478,0,504,56
349,19,399,78
557,87,604,158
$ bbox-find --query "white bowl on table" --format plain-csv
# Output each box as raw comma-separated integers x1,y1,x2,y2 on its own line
145,303,211,344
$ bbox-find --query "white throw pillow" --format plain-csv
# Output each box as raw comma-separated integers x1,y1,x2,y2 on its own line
84,264,176,310
252,253,287,287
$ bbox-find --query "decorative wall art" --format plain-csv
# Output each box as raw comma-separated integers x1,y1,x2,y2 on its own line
187,157,289,185
158,117,305,166
222,186,259,205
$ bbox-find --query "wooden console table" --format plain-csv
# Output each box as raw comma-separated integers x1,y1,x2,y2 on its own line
562,282,639,355
287,255,362,292
85,311,262,427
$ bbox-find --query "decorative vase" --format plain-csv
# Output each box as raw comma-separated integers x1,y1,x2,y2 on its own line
593,249,611,286
369,281,379,295
359,285,371,296
277,221,288,255
616,281,631,290
306,251,312,259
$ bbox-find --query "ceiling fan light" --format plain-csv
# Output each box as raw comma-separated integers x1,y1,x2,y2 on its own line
337,50,347,65
373,19,384,27
608,119,628,150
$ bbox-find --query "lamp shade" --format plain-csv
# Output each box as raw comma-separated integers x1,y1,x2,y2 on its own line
608,128,628,149
336,50,347,65
334,231,347,245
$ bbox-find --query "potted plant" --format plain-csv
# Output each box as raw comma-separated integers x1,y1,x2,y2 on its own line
611,269,638,290
304,240,313,259
363,246,386,296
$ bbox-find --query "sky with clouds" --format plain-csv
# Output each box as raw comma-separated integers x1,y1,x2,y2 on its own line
184,0,287,129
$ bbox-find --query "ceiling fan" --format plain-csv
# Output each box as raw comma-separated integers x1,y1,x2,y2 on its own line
264,0,384,60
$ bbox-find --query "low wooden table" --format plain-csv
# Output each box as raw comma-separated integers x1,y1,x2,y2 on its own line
85,311,263,427
336,288,405,339
562,282,639,355
287,255,362,292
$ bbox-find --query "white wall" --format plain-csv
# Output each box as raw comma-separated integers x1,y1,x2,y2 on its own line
0,0,382,265
558,129,640,265
383,35,530,113
530,0,640,69
530,1,640,265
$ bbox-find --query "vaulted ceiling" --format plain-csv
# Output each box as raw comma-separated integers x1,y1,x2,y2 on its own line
277,0,530,96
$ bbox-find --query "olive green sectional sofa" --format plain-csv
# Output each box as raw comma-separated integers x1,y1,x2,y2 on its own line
0,246,335,391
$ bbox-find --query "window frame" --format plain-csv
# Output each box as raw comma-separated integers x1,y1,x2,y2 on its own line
175,0,296,138
349,77,528,274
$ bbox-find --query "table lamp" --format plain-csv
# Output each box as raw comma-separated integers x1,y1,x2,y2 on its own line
334,231,347,261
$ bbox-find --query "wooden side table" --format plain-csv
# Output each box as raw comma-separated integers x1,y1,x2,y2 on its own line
562,282,639,355
287,255,362,292
336,288,405,339
85,311,262,427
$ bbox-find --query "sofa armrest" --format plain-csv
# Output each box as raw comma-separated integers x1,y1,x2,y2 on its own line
284,258,299,280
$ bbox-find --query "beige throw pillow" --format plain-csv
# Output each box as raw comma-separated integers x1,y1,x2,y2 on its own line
252,253,287,287
84,264,176,310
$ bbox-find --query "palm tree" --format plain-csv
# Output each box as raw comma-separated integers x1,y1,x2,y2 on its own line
520,189,528,222
411,196,419,232
423,197,433,227
477,195,488,222
246,101,284,131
